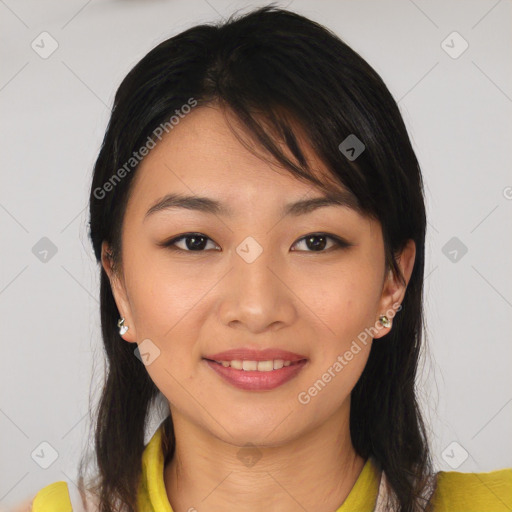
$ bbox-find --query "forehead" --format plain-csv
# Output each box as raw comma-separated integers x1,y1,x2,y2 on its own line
126,105,361,219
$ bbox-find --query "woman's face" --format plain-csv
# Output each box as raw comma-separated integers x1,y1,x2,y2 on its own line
102,105,414,446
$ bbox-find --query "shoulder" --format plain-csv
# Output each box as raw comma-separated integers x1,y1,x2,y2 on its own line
30,479,100,512
28,481,72,512
432,467,512,511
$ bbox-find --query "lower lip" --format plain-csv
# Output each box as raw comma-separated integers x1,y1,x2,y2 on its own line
204,359,308,391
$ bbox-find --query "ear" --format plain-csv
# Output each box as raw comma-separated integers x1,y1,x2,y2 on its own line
101,240,137,343
373,239,416,339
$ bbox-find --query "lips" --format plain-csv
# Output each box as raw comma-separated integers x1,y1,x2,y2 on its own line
204,358,308,391
202,348,309,391
203,348,307,362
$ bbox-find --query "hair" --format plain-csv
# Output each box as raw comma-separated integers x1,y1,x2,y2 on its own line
80,4,435,512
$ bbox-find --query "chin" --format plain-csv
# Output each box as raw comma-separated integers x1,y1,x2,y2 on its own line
207,410,305,448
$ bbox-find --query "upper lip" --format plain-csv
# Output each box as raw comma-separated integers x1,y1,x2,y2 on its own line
204,348,307,362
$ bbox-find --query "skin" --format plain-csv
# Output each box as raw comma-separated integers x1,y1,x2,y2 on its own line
101,104,416,512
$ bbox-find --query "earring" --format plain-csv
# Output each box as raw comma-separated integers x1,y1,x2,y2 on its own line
378,315,391,328
117,317,129,335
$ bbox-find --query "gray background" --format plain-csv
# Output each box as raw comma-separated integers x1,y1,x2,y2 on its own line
1,0,511,508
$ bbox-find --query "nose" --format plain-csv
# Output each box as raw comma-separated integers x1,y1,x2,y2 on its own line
218,244,297,334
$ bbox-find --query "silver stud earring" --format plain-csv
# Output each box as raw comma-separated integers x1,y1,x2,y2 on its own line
117,317,129,335
378,315,391,328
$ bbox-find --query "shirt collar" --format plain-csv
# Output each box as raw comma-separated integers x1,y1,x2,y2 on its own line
138,420,381,512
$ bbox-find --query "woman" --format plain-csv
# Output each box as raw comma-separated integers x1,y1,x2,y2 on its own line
27,5,511,512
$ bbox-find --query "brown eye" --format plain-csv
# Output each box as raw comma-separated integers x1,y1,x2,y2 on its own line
160,232,351,253
162,233,219,252
291,233,351,252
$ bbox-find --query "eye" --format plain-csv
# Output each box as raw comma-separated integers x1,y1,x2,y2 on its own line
161,233,220,252
160,232,352,253
291,233,351,252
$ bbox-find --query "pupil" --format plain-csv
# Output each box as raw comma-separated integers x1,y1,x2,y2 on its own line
187,235,206,250
307,235,326,251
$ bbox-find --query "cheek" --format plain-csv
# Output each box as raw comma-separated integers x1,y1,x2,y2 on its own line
312,267,380,346
127,268,207,406
126,250,209,338
303,264,378,402
296,340,371,423
123,251,221,378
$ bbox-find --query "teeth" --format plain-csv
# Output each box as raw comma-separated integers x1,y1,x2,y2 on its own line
242,360,258,371
213,359,299,371
273,359,284,370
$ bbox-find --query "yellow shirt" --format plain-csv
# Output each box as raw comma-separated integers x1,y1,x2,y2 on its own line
30,422,512,511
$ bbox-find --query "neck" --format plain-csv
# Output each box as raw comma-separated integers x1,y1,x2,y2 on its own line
163,401,366,512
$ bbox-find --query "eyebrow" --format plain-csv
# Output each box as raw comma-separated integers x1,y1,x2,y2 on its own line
144,190,361,221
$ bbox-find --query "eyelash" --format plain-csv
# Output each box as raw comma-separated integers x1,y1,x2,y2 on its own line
159,232,352,254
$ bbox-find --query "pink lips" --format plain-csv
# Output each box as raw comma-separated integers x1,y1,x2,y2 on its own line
203,347,308,391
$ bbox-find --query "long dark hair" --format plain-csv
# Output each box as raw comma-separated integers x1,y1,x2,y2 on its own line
80,5,434,511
